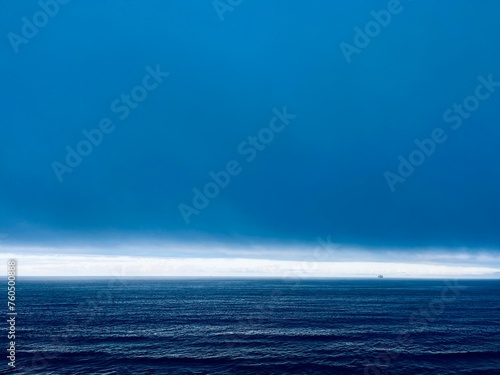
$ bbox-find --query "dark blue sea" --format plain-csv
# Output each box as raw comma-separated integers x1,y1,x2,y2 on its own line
5,279,500,375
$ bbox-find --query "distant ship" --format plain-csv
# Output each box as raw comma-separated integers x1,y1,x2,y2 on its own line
378,275,384,278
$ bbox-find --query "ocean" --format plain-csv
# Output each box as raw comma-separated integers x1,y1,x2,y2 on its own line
5,279,500,374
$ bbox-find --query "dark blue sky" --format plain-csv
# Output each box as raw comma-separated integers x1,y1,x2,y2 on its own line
1,0,500,250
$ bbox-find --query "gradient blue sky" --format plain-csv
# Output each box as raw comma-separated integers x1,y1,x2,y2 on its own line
1,1,500,269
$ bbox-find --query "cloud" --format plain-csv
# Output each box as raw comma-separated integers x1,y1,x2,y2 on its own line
2,2,500,249
2,245,500,278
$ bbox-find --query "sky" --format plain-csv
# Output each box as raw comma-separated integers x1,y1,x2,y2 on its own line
1,1,500,277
